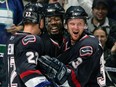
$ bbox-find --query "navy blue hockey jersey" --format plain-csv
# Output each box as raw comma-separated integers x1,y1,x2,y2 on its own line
4,32,45,87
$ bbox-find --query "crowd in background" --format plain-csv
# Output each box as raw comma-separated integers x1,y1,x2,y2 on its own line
0,0,116,87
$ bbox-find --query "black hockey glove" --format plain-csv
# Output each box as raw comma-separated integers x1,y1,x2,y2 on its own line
38,55,71,85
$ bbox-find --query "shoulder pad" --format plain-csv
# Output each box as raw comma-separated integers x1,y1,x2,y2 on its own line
22,35,36,45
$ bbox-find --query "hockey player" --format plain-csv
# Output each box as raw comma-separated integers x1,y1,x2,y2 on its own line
4,2,56,87
38,6,106,87
41,2,69,57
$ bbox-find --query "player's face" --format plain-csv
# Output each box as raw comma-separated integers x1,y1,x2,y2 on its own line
46,16,63,35
67,18,86,43
92,4,108,21
93,28,107,47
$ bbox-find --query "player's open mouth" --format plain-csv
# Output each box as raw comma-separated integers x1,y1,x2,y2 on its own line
52,27,58,30
51,28,59,34
73,31,78,34
51,27,59,31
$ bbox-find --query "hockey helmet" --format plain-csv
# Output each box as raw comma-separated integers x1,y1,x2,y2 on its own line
23,2,43,24
65,6,88,22
44,2,65,17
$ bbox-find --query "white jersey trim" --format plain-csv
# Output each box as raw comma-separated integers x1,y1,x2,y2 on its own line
25,76,47,87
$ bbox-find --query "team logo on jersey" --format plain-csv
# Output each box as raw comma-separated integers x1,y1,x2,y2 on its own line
22,35,36,45
80,46,93,56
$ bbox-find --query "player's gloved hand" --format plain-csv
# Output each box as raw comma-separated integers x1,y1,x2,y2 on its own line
38,55,71,85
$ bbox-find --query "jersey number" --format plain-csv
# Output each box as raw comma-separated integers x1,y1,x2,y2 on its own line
26,52,38,65
25,12,31,17
8,44,18,87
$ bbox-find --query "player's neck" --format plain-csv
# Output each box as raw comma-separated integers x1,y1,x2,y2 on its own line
23,24,39,34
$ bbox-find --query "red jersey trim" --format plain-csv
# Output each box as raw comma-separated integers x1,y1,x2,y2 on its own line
71,68,81,87
20,70,41,79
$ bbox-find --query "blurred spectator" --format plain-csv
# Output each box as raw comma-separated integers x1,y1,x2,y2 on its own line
48,0,63,4
93,27,116,87
0,0,24,44
36,0,63,5
87,0,116,49
0,0,24,86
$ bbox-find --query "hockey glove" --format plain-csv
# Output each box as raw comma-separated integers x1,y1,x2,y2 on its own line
38,55,71,85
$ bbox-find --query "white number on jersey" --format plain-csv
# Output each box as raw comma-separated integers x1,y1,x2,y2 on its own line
8,44,14,55
26,51,38,65
8,44,18,87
